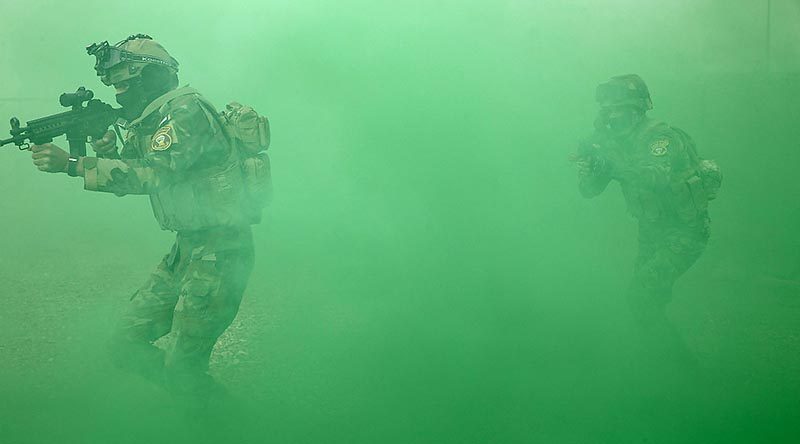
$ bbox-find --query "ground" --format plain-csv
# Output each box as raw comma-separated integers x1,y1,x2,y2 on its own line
0,237,798,444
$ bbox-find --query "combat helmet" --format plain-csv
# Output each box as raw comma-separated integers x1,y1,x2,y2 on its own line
595,74,653,111
86,34,179,86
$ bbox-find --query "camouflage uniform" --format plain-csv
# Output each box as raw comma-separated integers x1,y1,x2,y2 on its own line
82,87,256,403
578,77,716,363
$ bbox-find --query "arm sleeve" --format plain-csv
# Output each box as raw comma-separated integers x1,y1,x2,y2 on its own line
82,97,226,196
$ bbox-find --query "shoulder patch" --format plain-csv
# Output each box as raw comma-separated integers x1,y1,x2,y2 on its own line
151,124,176,151
649,139,669,156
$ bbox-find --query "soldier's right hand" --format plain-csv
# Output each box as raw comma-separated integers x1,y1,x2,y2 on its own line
91,130,117,156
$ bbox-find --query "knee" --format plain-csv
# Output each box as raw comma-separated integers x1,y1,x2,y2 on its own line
107,326,163,371
174,295,240,340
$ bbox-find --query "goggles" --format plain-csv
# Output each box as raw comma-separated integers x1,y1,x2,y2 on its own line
86,39,179,85
595,81,643,107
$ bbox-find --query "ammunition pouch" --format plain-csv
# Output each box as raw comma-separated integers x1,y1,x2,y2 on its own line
698,159,722,201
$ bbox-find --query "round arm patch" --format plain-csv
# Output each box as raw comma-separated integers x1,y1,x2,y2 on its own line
649,139,669,156
151,124,176,151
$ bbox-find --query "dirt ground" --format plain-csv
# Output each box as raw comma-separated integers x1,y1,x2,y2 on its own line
1,237,798,444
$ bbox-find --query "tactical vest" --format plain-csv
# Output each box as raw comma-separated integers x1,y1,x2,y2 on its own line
125,87,258,232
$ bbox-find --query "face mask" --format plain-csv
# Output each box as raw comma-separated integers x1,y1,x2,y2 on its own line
596,107,643,136
115,82,150,121
608,112,636,133
114,66,176,121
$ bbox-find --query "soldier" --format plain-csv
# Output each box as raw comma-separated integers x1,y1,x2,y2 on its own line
28,34,266,408
573,74,721,366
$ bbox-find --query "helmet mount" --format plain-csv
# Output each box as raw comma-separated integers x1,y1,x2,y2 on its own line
87,34,179,86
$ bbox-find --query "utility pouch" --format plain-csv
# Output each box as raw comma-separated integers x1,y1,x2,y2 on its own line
698,159,722,201
686,175,708,213
220,102,270,155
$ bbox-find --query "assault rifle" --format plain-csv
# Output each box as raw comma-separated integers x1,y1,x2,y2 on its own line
0,87,121,156
571,132,606,166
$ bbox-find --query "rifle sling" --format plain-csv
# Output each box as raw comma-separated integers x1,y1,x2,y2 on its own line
128,86,198,127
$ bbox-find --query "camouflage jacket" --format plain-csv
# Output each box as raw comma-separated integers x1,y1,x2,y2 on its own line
578,117,708,226
82,87,253,231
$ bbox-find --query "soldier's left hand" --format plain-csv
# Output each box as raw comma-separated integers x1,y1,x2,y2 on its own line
575,158,593,177
31,143,69,173
572,154,600,177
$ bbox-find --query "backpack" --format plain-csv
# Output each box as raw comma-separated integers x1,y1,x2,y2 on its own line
204,100,272,222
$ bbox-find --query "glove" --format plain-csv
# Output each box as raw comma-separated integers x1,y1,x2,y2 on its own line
90,130,118,158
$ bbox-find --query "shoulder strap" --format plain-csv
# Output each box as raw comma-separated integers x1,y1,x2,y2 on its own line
177,93,240,161
129,86,199,127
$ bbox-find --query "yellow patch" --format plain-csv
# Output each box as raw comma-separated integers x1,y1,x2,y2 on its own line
151,125,174,151
649,139,669,156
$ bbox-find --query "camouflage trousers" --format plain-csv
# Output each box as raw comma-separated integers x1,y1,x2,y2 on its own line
626,216,709,366
110,226,254,405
